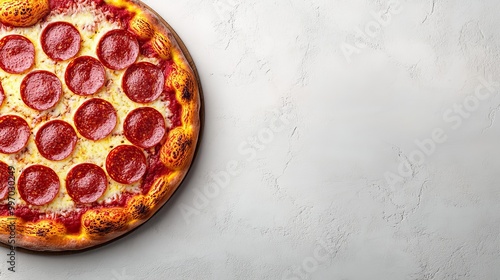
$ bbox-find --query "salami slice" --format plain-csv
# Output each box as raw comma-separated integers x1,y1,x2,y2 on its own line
122,62,164,103
65,56,105,96
41,22,81,61
0,35,35,74
124,107,167,148
0,162,9,200
21,70,62,111
97,29,139,70
106,145,147,184
18,165,60,206
66,163,108,204
74,98,117,141
35,120,78,161
0,115,30,154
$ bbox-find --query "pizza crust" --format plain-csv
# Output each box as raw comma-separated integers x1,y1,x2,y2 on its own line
0,0,201,251
0,0,50,27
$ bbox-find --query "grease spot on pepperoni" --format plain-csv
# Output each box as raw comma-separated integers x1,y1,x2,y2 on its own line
66,164,108,204
0,35,35,74
21,70,62,111
18,165,60,206
106,145,146,184
124,107,167,149
74,98,117,141
97,29,139,70
35,120,78,161
41,21,81,61
65,56,105,96
0,162,10,200
0,115,30,154
123,62,164,103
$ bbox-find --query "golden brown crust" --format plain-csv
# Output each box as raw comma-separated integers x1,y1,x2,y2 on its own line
161,128,196,170
82,208,131,235
0,0,201,251
129,15,155,40
0,0,50,27
151,32,172,60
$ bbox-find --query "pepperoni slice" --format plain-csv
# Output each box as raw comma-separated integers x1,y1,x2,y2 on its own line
41,22,81,61
66,164,108,204
97,29,139,70
21,70,62,111
65,56,105,96
124,107,167,148
35,120,78,161
0,35,35,74
106,145,147,184
74,98,117,141
123,62,164,103
0,162,10,200
18,165,60,206
0,115,30,154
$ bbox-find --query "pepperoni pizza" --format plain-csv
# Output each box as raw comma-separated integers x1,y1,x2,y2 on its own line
0,0,200,251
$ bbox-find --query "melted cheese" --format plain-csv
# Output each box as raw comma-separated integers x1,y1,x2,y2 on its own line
0,1,172,212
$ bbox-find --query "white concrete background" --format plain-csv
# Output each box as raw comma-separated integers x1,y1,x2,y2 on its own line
2,0,500,279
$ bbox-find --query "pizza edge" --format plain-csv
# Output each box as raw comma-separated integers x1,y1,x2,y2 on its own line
0,0,201,251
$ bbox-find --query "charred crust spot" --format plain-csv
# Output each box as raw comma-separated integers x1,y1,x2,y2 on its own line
181,87,192,101
132,203,149,219
135,204,148,215
162,128,193,169
16,220,67,239
83,210,129,236
89,221,115,235
168,66,195,105
128,196,153,219
36,228,48,237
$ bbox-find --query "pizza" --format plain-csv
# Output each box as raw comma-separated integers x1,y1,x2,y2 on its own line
0,0,201,251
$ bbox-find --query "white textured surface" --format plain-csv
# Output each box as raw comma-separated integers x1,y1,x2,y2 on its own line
3,0,500,279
